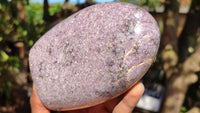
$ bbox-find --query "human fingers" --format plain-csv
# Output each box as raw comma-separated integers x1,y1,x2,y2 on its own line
113,82,144,113
30,84,50,113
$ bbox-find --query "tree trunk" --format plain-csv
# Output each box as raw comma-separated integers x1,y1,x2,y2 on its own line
43,0,50,21
161,0,200,113
161,0,179,80
178,0,200,63
161,0,179,51
160,0,183,112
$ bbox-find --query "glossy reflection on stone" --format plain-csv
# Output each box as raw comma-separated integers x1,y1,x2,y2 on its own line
29,2,160,111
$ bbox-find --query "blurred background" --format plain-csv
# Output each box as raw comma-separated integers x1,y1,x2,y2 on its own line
0,0,199,113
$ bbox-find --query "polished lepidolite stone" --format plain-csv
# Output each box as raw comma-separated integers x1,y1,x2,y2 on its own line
29,2,160,111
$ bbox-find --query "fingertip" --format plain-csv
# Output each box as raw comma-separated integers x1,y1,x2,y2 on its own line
113,82,145,113
30,84,50,113
128,82,144,96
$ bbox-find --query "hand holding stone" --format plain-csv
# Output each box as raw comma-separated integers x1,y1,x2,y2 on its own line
30,82,144,113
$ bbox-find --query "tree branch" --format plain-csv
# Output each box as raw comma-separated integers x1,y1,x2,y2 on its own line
186,106,200,113
183,39,200,73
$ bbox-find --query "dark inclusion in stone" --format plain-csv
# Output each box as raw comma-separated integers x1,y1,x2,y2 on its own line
29,2,160,111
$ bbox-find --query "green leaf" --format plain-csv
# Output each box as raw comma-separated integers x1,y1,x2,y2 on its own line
23,30,28,36
28,40,34,47
13,19,20,25
0,36,3,42
0,50,9,62
180,106,187,113
7,81,13,88
8,56,20,68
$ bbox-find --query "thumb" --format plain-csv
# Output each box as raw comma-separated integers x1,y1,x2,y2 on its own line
113,82,144,113
30,84,50,113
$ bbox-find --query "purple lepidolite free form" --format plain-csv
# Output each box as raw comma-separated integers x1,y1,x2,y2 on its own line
29,2,160,111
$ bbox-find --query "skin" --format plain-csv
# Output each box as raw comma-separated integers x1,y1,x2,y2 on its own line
30,82,144,113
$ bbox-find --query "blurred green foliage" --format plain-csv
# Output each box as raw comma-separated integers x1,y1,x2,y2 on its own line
25,3,44,26
0,0,61,101
49,4,62,16
119,0,163,11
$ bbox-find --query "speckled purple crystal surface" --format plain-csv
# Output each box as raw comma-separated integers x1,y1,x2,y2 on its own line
29,2,160,111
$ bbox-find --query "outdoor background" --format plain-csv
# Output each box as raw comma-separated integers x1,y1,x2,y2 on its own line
0,0,199,113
